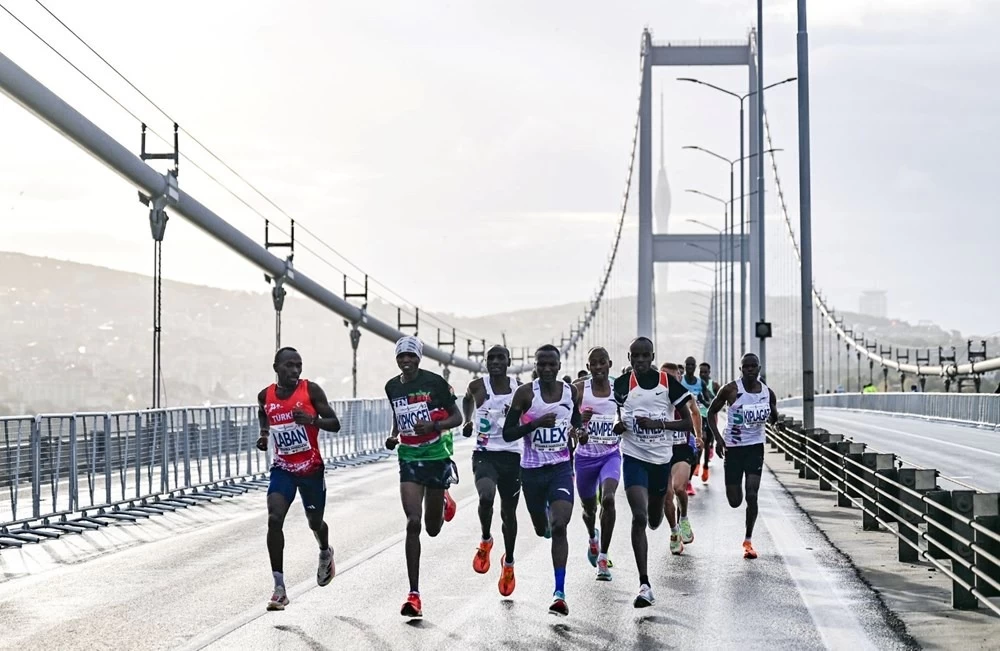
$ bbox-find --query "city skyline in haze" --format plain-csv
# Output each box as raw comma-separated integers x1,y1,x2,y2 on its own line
1,0,997,337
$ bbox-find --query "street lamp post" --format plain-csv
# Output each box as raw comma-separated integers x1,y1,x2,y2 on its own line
683,146,780,361
678,74,796,374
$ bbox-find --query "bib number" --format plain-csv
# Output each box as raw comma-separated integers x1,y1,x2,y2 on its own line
395,401,432,442
531,419,570,452
586,414,619,444
271,423,312,456
739,404,771,425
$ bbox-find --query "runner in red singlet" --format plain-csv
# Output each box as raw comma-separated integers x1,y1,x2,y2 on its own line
256,346,342,611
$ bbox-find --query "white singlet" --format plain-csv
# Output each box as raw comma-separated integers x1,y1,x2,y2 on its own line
619,370,689,465
576,378,620,458
723,377,773,447
474,375,521,454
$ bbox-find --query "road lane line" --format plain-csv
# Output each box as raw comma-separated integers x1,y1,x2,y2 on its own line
814,414,1000,458
759,471,877,651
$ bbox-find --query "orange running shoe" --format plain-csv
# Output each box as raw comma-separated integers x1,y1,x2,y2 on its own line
498,554,516,596
743,540,758,560
443,490,457,522
685,481,696,496
401,592,422,617
701,466,710,483
473,538,493,574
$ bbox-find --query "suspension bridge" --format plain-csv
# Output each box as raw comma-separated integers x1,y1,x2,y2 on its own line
1,3,998,650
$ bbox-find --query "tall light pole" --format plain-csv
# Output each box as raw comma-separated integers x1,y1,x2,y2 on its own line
677,73,796,376
686,242,721,374
682,145,781,359
685,204,732,377
797,0,816,429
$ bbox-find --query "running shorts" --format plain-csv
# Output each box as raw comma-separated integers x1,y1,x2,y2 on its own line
399,457,459,490
521,460,574,514
724,443,765,485
622,454,671,499
574,450,622,500
268,466,327,516
472,450,522,502
670,443,697,468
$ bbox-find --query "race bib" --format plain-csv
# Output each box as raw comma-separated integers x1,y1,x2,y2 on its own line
395,401,431,436
531,419,570,452
476,406,504,447
271,423,312,456
739,403,771,425
671,429,688,444
630,409,667,443
586,413,619,444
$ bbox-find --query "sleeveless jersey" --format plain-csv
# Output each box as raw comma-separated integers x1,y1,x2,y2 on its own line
475,375,521,454
724,378,772,447
520,380,574,469
264,380,324,475
700,378,716,417
576,378,620,459
618,370,688,465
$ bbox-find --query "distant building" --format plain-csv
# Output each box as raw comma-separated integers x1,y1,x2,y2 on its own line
859,290,887,319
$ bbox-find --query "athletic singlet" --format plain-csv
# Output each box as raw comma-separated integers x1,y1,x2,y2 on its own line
475,375,521,454
724,377,772,447
700,378,716,417
520,380,573,469
618,370,689,465
264,379,324,475
576,378,620,459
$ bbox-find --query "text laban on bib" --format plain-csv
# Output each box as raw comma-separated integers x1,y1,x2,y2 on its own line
272,423,312,455
531,420,570,452
586,414,619,444
396,401,432,434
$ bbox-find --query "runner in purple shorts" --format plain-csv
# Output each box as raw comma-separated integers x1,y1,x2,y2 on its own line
572,346,620,581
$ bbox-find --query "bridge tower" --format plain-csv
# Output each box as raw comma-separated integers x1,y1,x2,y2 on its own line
636,29,763,365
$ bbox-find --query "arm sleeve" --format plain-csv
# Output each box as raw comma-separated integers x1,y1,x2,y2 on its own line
612,376,629,407
667,376,693,406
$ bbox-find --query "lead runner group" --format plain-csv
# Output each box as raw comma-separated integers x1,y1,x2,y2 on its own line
256,334,778,617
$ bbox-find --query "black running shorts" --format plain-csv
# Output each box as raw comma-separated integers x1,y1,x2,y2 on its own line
472,450,522,502
724,443,765,485
398,457,459,490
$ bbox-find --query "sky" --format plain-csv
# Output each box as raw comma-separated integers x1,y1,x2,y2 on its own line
0,0,998,337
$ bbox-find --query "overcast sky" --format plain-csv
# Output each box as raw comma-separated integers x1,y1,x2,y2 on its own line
1,0,997,336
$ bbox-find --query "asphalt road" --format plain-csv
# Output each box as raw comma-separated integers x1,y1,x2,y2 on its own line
0,438,912,651
783,408,1000,492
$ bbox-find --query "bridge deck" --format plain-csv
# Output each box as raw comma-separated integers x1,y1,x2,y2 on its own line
0,440,907,650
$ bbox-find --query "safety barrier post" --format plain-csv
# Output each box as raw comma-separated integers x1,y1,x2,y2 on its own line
896,468,937,563
802,428,828,480
833,441,864,507
925,490,952,561
844,445,867,509
973,492,1000,598
31,416,41,519
950,490,978,610
861,452,895,531
816,432,843,491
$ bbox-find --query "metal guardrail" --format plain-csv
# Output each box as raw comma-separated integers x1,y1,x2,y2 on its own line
767,416,1000,616
778,392,1000,430
0,399,393,547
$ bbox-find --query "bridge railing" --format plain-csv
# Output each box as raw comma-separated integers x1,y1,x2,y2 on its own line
767,416,1000,616
778,392,1000,429
0,399,393,544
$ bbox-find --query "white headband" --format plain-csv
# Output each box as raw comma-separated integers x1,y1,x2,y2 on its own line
395,336,423,360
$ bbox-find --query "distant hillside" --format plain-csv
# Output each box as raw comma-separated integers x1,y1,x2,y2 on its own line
1,251,992,413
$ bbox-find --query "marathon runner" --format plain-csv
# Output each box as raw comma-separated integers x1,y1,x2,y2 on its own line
385,336,464,618
572,346,620,581
660,362,701,553
614,338,693,608
503,344,583,616
694,362,721,483
462,345,520,596
257,347,342,611
706,352,777,560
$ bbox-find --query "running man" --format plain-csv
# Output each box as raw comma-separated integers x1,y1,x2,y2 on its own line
659,360,702,554
706,353,777,560
257,347,342,611
572,346,620,581
694,362,721,482
385,336,464,617
503,344,583,616
462,345,520,596
614,338,693,608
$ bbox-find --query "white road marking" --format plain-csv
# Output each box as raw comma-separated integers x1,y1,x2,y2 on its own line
815,414,1000,458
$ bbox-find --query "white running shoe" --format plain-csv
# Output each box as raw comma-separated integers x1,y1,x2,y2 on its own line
317,548,335,587
633,583,654,608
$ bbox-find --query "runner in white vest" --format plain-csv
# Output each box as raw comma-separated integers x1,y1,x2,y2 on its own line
706,352,778,561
